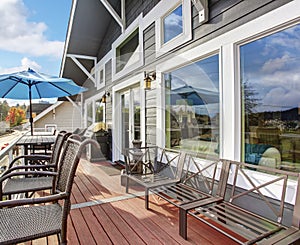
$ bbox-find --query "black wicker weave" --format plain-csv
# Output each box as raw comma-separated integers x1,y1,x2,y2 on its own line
0,137,98,245
0,131,71,200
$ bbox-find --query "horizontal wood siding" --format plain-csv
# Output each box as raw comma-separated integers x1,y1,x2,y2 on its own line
105,59,112,85
34,102,81,132
143,22,156,66
145,88,157,146
189,0,292,51
105,59,113,128
97,20,121,61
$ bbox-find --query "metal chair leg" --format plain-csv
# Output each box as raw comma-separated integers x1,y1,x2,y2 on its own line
179,208,188,239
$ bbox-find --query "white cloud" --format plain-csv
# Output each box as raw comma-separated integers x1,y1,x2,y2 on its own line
0,0,64,58
165,12,182,28
261,54,289,73
263,87,300,109
0,57,41,74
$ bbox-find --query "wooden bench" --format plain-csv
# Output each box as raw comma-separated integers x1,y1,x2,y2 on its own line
180,160,300,244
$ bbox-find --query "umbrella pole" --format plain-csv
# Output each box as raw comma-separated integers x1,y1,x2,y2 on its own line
29,84,33,136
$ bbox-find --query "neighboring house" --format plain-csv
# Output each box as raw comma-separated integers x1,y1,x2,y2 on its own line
60,0,300,173
24,101,82,133
26,102,52,119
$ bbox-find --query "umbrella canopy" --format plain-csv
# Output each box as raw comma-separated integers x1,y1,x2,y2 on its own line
0,68,87,135
170,85,219,105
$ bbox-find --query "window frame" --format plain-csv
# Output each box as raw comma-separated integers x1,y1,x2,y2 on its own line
84,92,106,128
112,14,144,81
163,53,221,156
155,0,192,57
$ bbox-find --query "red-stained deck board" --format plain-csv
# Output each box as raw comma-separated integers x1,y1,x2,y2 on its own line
69,208,97,245
16,160,241,245
90,204,130,245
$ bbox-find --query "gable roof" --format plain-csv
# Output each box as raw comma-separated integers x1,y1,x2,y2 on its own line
60,0,119,87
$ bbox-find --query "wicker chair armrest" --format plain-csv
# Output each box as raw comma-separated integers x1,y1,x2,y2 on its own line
0,192,68,208
0,171,57,183
1,164,56,176
8,154,51,168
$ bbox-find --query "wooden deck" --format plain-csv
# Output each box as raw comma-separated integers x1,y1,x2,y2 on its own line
20,158,239,245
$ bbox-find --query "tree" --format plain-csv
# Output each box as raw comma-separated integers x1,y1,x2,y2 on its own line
0,100,10,122
5,107,26,127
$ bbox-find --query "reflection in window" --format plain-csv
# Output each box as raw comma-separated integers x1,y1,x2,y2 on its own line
95,99,104,124
99,70,104,84
165,55,219,157
116,29,139,73
133,87,141,141
241,24,300,171
163,4,183,44
87,102,93,127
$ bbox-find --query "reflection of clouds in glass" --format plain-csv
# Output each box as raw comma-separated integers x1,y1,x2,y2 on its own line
163,5,183,43
165,55,219,117
242,23,300,112
261,54,290,73
263,87,300,109
167,56,219,92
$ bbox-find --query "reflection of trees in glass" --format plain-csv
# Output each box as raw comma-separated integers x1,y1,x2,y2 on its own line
243,79,259,114
242,79,260,130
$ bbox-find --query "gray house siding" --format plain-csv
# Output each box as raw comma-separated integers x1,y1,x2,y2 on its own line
105,59,113,128
140,0,292,146
145,88,157,146
86,0,293,148
190,0,292,49
143,22,156,66
34,102,81,132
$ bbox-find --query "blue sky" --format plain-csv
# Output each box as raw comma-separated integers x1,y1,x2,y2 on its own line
0,0,72,105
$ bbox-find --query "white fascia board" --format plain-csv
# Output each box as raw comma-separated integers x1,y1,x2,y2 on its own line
60,0,78,77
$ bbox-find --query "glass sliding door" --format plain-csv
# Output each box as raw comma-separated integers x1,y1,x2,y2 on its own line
121,87,141,150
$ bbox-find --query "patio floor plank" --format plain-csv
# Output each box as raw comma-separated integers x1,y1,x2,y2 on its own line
14,159,240,244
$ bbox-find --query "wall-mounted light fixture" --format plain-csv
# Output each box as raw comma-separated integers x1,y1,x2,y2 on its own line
101,91,110,103
144,71,156,90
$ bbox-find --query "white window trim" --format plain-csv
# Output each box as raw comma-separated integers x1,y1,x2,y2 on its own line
84,92,106,128
155,0,192,58
156,0,300,160
155,0,300,204
112,14,144,81
95,50,112,90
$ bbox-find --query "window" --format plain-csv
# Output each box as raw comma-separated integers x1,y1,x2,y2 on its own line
95,99,104,123
116,28,139,73
99,69,104,84
240,23,300,171
164,54,220,157
163,4,183,44
87,102,93,127
156,0,192,57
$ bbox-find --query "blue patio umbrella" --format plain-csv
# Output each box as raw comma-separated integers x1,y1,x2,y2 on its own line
0,68,87,135
171,85,218,105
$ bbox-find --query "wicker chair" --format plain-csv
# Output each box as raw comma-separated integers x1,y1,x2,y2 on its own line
0,131,71,200
0,137,98,245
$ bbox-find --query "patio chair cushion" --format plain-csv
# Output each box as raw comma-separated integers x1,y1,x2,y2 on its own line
0,203,62,244
3,177,53,195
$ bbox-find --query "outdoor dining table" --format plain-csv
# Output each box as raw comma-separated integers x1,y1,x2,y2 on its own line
16,133,56,156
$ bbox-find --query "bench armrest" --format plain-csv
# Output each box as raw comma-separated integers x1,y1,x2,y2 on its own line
8,154,51,168
257,226,300,245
